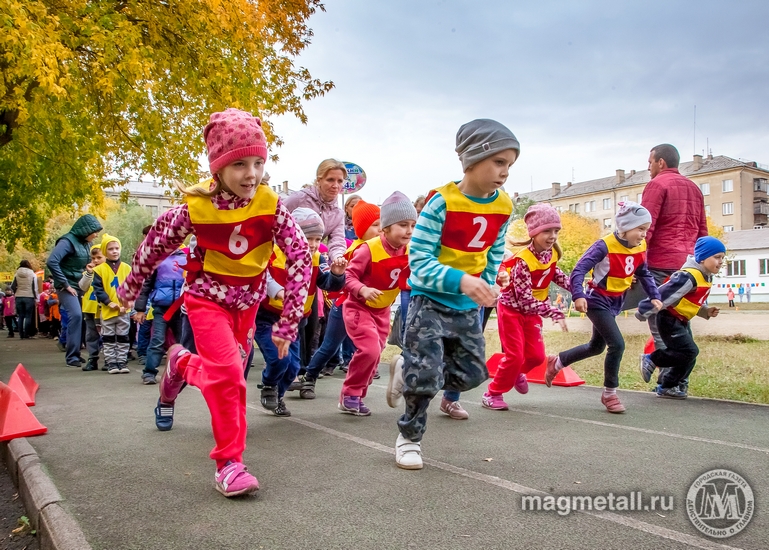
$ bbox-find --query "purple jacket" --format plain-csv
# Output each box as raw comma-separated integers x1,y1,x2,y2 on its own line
283,186,346,261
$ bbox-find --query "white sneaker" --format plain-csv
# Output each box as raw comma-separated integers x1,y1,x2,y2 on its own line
387,354,405,408
395,434,423,470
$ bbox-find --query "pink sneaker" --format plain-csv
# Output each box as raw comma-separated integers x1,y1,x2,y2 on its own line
545,355,560,388
215,461,260,497
159,344,190,404
514,373,529,394
440,398,469,420
481,392,509,411
601,393,626,414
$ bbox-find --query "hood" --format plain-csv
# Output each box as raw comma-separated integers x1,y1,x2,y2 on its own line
69,214,103,240
683,255,713,281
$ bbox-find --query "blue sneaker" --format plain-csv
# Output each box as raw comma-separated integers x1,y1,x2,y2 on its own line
655,385,687,400
155,399,175,431
639,354,656,383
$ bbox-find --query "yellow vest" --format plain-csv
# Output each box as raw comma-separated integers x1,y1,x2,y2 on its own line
93,262,132,320
513,247,559,301
265,246,321,316
362,237,409,309
591,233,647,296
81,273,99,315
670,268,711,321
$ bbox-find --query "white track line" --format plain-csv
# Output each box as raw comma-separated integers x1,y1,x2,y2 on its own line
246,402,743,550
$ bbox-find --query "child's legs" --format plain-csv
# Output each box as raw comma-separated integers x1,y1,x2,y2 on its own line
341,301,389,398
83,313,100,357
488,305,527,395
101,317,118,364
145,307,170,375
137,318,153,357
183,294,256,467
651,313,698,389
278,339,302,398
4,316,14,335
305,303,347,379
399,289,411,342
442,308,487,395
520,314,546,374
113,314,131,363
255,317,292,393
398,295,450,442
585,308,625,388
558,311,609,369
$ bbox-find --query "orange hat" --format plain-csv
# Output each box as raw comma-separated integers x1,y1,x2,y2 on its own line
352,200,380,239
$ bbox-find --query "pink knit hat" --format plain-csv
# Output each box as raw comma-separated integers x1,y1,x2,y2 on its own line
204,109,268,175
524,203,561,237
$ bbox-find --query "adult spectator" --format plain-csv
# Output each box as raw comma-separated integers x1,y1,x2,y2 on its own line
414,195,427,215
343,194,361,240
12,259,38,338
46,214,103,367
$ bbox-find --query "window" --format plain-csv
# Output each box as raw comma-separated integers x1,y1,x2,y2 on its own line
574,203,579,213
723,225,734,232
722,202,734,215
145,205,158,218
603,218,612,228
637,193,643,203
726,260,745,276
760,258,769,275
585,200,595,212
620,195,628,203
704,204,711,215
722,179,733,193
755,178,768,193
603,198,611,210
700,183,710,196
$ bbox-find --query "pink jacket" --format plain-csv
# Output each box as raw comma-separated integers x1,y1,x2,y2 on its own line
3,295,15,316
283,186,347,261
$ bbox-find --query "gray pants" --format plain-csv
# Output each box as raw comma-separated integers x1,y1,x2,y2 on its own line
101,313,130,366
398,295,487,442
83,312,100,358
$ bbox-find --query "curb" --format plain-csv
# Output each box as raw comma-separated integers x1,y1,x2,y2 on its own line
1,438,91,550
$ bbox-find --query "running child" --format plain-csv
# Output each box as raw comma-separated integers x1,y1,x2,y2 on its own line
637,236,725,399
339,191,416,416
79,244,106,371
391,119,518,469
545,201,662,413
118,109,311,498
482,204,570,410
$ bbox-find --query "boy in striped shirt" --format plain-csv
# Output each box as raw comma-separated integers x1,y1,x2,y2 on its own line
391,119,519,470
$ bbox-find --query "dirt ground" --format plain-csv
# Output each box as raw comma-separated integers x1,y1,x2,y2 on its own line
0,459,39,550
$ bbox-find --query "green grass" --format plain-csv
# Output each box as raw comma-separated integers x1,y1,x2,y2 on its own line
380,331,769,405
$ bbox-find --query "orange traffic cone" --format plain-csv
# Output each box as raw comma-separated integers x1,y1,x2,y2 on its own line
7,363,38,406
486,353,585,387
0,382,47,441
486,353,503,377
643,336,655,355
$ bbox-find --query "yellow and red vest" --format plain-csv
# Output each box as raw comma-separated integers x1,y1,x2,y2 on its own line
93,262,132,320
589,233,647,296
355,236,409,309
669,268,711,321
264,245,321,317
503,247,559,301
186,185,278,287
329,239,366,305
430,182,513,276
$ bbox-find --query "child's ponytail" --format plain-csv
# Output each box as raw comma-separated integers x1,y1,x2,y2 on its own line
510,238,563,261
175,178,222,198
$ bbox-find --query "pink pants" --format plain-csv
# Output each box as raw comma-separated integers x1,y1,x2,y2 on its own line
341,299,390,398
178,293,256,468
487,303,545,396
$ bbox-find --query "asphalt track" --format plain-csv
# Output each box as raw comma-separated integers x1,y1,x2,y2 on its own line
1,342,767,550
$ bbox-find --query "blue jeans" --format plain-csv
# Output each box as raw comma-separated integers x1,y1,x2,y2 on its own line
255,318,301,399
137,318,152,357
305,303,353,380
58,290,83,364
16,297,36,338
144,305,181,376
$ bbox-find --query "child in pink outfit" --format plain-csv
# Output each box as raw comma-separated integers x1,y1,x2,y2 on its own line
339,192,417,416
119,109,312,498
3,288,16,338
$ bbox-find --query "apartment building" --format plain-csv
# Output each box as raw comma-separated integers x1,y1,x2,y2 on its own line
517,154,769,233
711,228,769,303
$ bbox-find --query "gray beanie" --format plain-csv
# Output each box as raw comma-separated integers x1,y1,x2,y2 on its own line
615,201,652,233
380,191,418,228
455,119,520,172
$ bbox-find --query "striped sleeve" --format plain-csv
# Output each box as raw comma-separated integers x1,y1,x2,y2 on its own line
408,195,465,294
480,218,510,286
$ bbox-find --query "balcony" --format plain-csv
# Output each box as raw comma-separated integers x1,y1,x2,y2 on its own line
755,178,768,199
755,201,769,226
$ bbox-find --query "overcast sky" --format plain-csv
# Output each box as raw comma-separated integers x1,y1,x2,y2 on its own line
264,0,769,205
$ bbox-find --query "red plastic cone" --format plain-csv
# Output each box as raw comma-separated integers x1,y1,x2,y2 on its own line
486,353,503,377
0,382,47,441
486,353,585,387
7,363,38,406
643,336,655,354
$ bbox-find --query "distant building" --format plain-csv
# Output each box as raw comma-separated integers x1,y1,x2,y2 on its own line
517,153,769,233
711,228,769,303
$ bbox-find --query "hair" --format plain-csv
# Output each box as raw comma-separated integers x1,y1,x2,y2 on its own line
91,247,103,256
176,178,221,198
414,195,426,210
142,225,152,236
19,259,32,269
315,159,348,184
261,172,270,185
344,194,361,215
510,237,563,259
650,144,680,169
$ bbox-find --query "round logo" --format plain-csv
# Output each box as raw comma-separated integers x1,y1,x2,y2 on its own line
342,162,366,193
686,469,754,538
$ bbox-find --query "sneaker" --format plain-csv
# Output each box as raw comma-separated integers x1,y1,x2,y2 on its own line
108,364,120,374
338,395,370,416
320,366,336,377
373,370,381,380
655,385,687,400
386,355,405,408
545,355,560,387
601,393,626,413
440,398,469,420
154,399,174,431
639,354,656,383
678,379,689,397
101,363,109,371
118,364,130,374
340,363,349,373
138,356,146,366
299,378,316,400
56,341,65,352
65,362,80,368
127,350,138,361
78,356,86,363
215,461,260,497
358,400,371,416
142,373,157,385
481,392,509,411
82,357,99,372
514,373,529,394
260,385,278,411
273,399,291,417
159,344,190,404
395,434,423,470
287,378,303,392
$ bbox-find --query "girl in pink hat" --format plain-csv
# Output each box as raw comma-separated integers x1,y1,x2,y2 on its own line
482,204,570,410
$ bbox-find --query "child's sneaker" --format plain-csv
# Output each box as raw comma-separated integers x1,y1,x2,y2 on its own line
639,354,656,383
338,395,370,416
439,398,469,420
655,385,687,400
107,364,120,374
287,378,303,392
481,392,509,411
154,399,174,431
273,399,291,417
514,373,529,394
138,355,146,365
386,354,405,408
159,344,189,404
299,378,316,400
142,373,157,385
600,393,626,413
545,355,560,387
395,434,423,470
358,400,371,416
260,385,278,411
214,461,260,497
118,363,130,374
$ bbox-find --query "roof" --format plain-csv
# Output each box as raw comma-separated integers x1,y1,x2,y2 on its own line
724,229,769,251
517,155,769,202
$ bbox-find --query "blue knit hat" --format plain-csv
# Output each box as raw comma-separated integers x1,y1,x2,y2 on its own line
694,236,726,263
